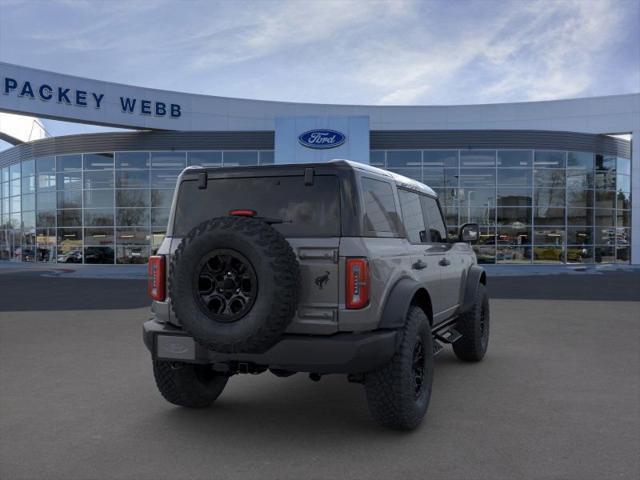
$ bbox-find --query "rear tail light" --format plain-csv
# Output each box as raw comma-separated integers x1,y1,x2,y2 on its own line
346,258,369,309
148,255,166,301
229,209,257,217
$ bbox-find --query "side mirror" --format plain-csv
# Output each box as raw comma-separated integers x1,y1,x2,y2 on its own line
459,223,480,243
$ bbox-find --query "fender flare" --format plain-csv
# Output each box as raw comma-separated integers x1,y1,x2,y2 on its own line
378,277,429,329
460,265,486,314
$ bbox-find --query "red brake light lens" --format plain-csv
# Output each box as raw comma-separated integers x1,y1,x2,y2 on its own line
229,209,256,217
148,255,166,301
346,258,369,309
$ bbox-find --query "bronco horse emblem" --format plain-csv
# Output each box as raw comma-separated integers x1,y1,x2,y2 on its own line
315,271,330,290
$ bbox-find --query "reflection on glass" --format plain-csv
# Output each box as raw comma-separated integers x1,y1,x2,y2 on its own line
116,170,149,188
84,170,114,189
84,209,115,226
117,208,150,226
534,151,565,168
498,150,532,167
460,150,495,167
150,170,181,188
567,227,593,245
57,209,82,227
115,152,149,169
259,151,275,165
458,168,495,187
116,189,149,208
223,151,258,166
595,246,615,264
567,152,593,169
150,151,186,169
57,171,82,190
497,188,532,207
36,157,55,173
387,150,421,167
57,190,82,209
566,246,593,263
84,190,114,209
116,245,150,264
36,211,55,228
496,246,531,263
187,151,222,167
423,150,458,168
532,246,564,263
369,151,385,166
57,154,82,171
534,206,565,225
116,228,150,245
83,153,114,170
37,192,56,211
534,227,565,245
84,246,114,264
151,189,174,208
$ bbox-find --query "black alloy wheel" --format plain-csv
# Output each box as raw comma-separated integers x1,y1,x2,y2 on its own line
194,249,257,323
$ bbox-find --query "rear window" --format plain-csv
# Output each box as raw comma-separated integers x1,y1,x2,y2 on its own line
173,175,340,237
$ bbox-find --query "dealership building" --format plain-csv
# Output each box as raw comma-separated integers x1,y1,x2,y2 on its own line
0,62,638,266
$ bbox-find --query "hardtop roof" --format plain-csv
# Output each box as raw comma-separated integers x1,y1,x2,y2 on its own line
183,159,437,197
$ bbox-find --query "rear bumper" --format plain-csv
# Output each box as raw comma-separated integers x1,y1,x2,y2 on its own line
143,319,397,374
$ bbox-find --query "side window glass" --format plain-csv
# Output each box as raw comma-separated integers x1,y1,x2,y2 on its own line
398,189,427,243
361,177,402,236
421,195,447,243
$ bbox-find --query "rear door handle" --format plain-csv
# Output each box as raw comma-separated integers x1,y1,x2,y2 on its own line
412,260,427,270
439,258,451,267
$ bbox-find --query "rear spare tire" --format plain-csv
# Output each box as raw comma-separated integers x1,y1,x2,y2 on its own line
169,216,300,353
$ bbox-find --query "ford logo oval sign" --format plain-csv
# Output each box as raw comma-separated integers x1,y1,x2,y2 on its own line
298,129,346,149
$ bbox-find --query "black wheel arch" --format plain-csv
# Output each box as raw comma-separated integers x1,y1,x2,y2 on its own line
460,265,487,314
378,278,433,329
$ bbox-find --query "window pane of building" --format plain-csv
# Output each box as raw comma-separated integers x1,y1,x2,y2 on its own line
116,189,149,208
22,159,35,176
458,168,495,187
187,152,222,167
116,170,149,188
84,170,114,189
497,150,532,167
369,151,385,166
259,151,274,165
151,189,174,208
117,208,150,226
387,150,421,167
534,151,566,168
36,192,56,211
567,151,594,169
150,170,181,188
57,209,82,227
460,150,495,167
223,151,258,166
36,157,55,173
84,209,115,226
57,190,82,209
423,150,458,168
84,153,114,170
84,190,114,209
57,171,82,190
57,154,82,171
115,152,149,169
150,151,186,169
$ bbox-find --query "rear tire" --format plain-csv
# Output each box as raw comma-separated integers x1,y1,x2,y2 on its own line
364,306,433,430
153,361,228,408
453,283,489,362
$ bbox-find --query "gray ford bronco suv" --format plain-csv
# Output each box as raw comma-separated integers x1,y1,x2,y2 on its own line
143,160,489,430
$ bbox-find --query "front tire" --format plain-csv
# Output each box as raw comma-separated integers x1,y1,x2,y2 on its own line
364,306,433,430
153,361,228,408
453,283,489,362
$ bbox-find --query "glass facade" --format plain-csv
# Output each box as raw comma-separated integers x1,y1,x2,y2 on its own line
0,150,274,264
371,149,631,264
0,147,631,265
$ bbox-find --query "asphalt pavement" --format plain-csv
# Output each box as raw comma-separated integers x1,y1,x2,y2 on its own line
0,270,639,480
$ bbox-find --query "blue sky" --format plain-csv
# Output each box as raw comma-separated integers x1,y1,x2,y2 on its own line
0,0,638,142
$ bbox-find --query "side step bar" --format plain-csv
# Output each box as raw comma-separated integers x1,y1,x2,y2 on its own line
431,318,462,355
